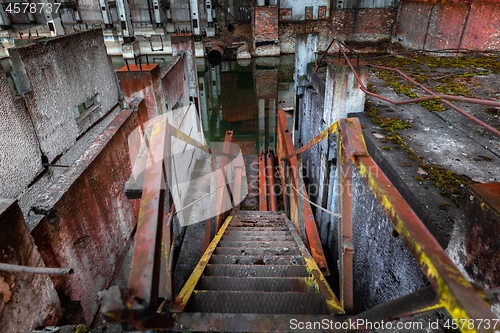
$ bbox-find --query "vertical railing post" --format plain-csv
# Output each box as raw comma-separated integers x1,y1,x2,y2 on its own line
339,123,354,314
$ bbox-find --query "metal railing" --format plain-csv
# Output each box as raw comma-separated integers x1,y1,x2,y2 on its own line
317,38,500,138
278,109,498,331
99,122,239,329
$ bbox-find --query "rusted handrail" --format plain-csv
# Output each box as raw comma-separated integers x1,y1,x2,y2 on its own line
279,109,497,330
276,112,330,276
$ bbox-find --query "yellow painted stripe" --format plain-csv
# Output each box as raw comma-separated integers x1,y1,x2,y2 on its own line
171,214,234,312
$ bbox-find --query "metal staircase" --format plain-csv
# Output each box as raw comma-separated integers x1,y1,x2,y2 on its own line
169,209,345,331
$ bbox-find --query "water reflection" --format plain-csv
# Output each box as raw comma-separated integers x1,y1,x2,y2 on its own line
198,55,295,154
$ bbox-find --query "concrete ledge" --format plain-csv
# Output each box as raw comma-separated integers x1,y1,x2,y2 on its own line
31,108,134,221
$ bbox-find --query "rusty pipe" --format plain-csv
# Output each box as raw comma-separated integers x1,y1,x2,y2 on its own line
266,148,278,212
335,40,500,138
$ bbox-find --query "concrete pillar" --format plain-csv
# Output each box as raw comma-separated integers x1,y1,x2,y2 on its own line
116,0,135,42
152,0,162,26
41,0,65,36
323,61,369,126
98,0,113,28
205,0,215,36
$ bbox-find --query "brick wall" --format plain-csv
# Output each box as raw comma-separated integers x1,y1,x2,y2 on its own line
280,8,292,19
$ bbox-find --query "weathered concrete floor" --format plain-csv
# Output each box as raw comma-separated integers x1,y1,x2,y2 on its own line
356,58,500,249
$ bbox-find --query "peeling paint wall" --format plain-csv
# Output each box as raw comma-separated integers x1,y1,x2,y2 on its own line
30,105,147,326
0,199,62,332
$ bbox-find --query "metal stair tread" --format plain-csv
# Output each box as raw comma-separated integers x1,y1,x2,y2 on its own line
185,290,327,314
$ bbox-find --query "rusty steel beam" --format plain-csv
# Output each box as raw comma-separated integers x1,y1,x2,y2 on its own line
267,149,278,212
259,149,268,211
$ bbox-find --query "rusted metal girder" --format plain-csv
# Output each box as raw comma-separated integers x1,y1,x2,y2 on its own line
267,148,278,212
276,110,330,276
334,40,500,138
259,149,268,211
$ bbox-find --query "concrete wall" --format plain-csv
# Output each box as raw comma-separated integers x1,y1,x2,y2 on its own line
394,0,500,51
0,199,62,333
9,29,119,163
30,105,148,326
0,70,43,199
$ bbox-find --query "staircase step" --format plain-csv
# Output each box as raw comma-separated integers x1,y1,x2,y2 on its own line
204,264,310,277
214,247,301,256
209,254,305,265
230,222,287,228
222,235,293,242
225,226,289,232
196,276,319,292
224,230,291,237
186,291,326,314
218,240,297,248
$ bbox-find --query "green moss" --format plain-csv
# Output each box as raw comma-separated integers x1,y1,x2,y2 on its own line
381,146,391,150
414,176,423,181
381,140,388,143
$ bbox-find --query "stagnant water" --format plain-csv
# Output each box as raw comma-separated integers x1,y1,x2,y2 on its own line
198,55,295,154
